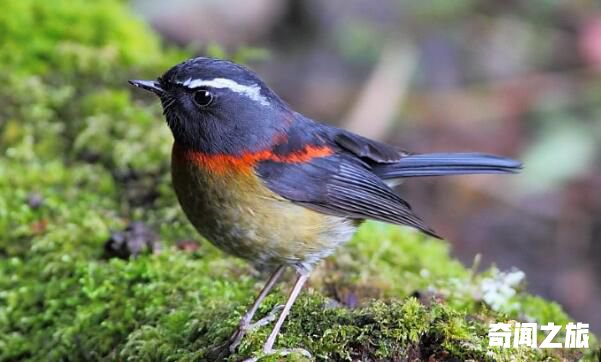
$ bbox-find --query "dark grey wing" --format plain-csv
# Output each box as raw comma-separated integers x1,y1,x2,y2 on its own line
334,131,406,164
256,154,440,238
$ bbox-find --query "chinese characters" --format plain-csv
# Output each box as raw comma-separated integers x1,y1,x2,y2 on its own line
488,322,589,349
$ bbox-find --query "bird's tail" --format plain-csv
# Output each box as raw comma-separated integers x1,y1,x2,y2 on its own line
373,153,522,179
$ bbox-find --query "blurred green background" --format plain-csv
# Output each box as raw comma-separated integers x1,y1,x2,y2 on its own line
0,0,600,360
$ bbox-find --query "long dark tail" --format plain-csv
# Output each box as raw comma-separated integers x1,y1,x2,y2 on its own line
373,153,522,179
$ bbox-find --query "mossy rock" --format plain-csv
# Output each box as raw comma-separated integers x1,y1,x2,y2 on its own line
1,158,598,361
0,0,598,361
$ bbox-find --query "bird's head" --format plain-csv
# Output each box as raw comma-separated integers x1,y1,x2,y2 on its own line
129,57,291,154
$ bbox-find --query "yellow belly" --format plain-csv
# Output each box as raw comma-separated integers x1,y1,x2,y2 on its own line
171,148,355,270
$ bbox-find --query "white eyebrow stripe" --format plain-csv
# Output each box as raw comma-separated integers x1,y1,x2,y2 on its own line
180,77,270,106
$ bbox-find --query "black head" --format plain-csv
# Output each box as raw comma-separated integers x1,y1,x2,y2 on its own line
129,57,291,154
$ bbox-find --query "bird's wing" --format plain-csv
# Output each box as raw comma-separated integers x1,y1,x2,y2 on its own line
334,129,522,178
256,153,439,238
333,131,406,163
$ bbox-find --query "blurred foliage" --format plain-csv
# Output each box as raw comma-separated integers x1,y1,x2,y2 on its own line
0,0,598,361
522,115,598,191
406,0,477,21
520,95,601,191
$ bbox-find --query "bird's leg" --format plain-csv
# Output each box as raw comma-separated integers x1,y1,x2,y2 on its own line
227,265,286,352
261,272,310,356
239,271,312,362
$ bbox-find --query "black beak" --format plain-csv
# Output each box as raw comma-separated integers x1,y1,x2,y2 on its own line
128,79,163,95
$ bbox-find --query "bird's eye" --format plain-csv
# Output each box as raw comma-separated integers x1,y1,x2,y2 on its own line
193,89,213,107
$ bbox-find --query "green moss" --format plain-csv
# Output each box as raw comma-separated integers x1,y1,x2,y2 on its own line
0,1,599,361
0,0,165,75
1,161,597,360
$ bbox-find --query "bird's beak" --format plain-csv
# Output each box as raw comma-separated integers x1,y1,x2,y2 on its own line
128,80,163,95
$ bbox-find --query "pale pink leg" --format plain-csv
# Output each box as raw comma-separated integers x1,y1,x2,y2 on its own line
262,272,309,353
228,265,286,352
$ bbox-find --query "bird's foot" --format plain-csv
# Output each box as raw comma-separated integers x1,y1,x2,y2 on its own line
207,304,285,360
228,304,284,352
242,347,312,362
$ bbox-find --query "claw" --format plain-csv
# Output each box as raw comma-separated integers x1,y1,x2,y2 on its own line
227,304,286,354
246,304,284,331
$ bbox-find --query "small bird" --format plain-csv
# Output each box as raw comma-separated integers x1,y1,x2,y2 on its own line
129,57,521,359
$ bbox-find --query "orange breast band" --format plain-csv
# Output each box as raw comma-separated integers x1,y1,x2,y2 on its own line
175,144,333,175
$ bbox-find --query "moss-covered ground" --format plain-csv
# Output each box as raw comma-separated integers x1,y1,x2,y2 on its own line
0,1,598,361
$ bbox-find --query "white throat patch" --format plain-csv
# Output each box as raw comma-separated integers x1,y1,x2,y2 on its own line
180,77,270,106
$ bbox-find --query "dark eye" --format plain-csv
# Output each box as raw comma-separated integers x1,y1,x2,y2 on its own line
193,89,213,107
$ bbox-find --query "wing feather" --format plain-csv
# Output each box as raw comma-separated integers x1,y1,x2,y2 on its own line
334,131,405,163
257,155,440,238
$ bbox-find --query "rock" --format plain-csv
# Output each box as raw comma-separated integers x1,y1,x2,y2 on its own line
104,221,160,259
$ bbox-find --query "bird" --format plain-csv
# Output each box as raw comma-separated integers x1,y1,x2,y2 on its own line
129,57,521,359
